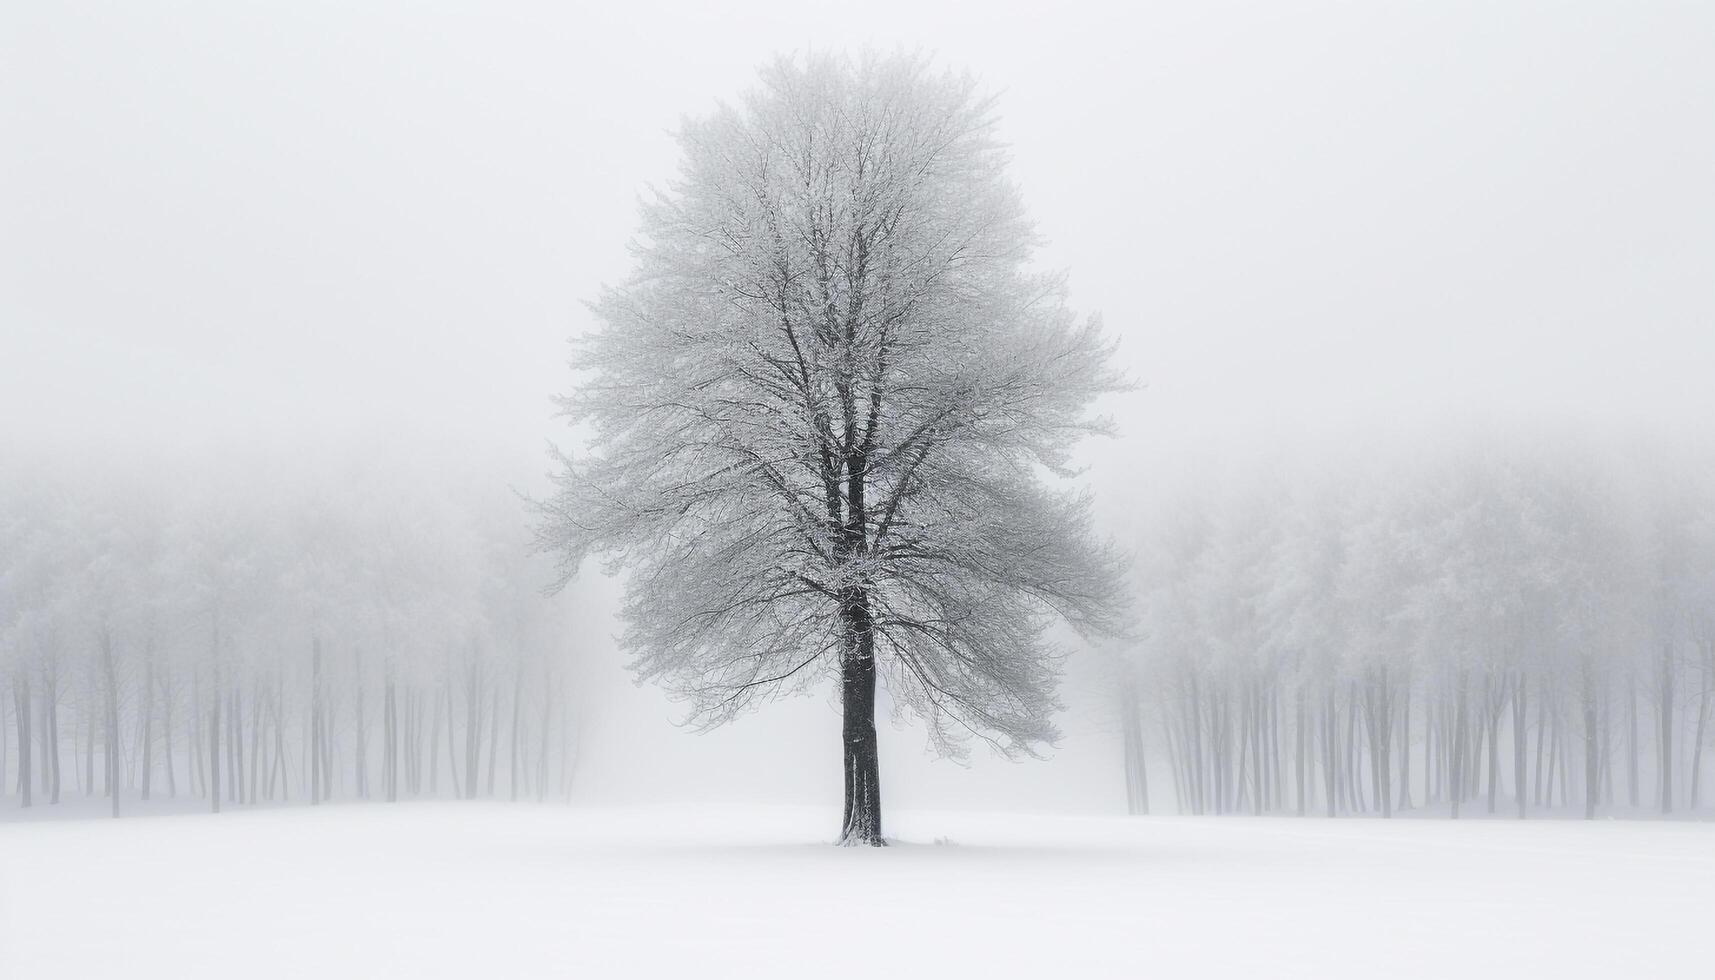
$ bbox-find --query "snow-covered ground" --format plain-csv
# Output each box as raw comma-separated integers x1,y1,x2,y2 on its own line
2,804,1710,979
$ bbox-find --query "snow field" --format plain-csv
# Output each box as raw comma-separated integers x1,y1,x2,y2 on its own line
2,804,1711,979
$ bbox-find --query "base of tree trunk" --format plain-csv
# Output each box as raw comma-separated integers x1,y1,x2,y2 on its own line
836,830,888,847
837,621,885,847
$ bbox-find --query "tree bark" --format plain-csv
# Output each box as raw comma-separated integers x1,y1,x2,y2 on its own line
837,621,883,845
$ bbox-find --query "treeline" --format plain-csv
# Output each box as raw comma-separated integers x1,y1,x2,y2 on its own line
1116,433,1715,819
0,446,579,815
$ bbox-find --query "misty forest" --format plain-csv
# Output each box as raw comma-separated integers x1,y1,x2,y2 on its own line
3,4,1712,980
1,450,580,815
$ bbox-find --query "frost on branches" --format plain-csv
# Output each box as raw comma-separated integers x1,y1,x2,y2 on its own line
535,53,1127,845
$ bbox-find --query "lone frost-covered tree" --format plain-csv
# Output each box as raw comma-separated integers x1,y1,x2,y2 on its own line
537,53,1127,845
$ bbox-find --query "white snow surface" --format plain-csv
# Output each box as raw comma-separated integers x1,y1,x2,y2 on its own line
2,804,1710,978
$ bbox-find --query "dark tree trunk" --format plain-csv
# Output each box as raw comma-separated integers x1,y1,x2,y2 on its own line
837,591,883,846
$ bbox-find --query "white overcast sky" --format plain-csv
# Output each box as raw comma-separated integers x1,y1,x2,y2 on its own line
4,0,1711,466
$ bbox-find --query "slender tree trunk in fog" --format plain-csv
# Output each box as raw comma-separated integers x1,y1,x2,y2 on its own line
1396,681,1411,810
1660,642,1674,815
411,689,425,795
101,629,119,817
1543,706,1559,807
428,686,442,795
1233,695,1252,814
1692,643,1711,809
15,672,32,807
1427,698,1437,805
509,662,522,802
1187,674,1206,815
485,685,500,797
1485,676,1503,815
1323,686,1338,817
1450,671,1468,819
403,690,416,795
536,677,552,803
1163,714,1187,814
1294,684,1307,816
320,674,333,799
1271,690,1285,810
1513,675,1527,818
230,685,243,804
1345,684,1363,814
43,670,61,804
191,676,205,798
1377,667,1393,816
209,647,222,814
1583,659,1600,820
1119,680,1149,815
1556,715,1570,808
464,659,481,800
140,645,154,801
80,699,92,796
163,676,176,797
445,682,462,799
383,665,397,803
310,638,323,805
247,686,263,804
1627,672,1640,807
1591,686,1605,810
1261,690,1274,809
354,669,367,800
1533,685,1547,806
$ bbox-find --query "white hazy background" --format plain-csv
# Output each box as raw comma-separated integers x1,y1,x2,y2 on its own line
4,1,1712,813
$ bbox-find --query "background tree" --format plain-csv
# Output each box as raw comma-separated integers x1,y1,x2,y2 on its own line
0,446,578,815
1114,432,1715,820
536,52,1127,845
